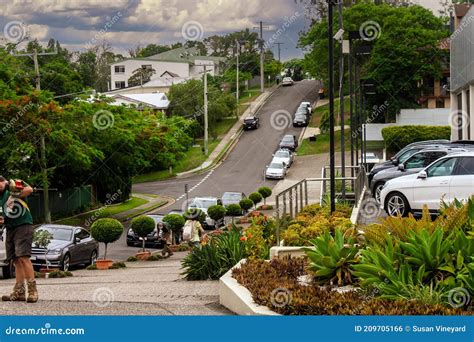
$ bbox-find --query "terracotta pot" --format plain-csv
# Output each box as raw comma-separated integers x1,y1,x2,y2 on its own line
168,245,180,252
135,251,152,260
96,259,113,270
39,267,59,278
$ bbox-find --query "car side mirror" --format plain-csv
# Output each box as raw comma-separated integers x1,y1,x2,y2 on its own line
392,158,398,165
418,171,427,179
75,237,81,243
398,164,405,171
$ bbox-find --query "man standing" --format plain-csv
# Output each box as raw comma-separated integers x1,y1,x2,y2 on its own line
0,177,36,303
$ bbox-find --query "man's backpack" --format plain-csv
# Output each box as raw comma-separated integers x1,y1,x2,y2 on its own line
182,220,194,242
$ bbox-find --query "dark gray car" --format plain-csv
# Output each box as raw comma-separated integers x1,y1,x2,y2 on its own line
371,148,467,203
279,134,298,151
31,225,99,271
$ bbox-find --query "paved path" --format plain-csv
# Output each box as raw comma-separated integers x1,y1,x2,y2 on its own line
0,252,231,315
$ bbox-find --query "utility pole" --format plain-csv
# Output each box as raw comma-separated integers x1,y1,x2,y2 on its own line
254,21,269,93
328,0,336,213
203,65,209,156
337,1,345,200
15,47,57,223
274,42,284,62
236,40,240,118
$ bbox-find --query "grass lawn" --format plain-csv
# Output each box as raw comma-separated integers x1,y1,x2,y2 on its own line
214,117,238,137
311,97,350,127
298,129,350,156
56,196,148,226
133,139,220,183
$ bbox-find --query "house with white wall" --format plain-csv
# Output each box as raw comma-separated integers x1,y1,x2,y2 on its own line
109,47,227,90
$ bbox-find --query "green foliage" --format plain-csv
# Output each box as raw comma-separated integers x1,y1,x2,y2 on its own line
239,198,254,212
130,215,156,251
225,204,242,218
110,261,127,269
181,227,248,280
248,192,263,208
382,125,451,153
163,214,185,233
90,218,124,259
183,209,206,223
257,186,272,205
127,67,156,87
126,256,138,262
207,205,226,222
306,230,359,286
33,229,53,249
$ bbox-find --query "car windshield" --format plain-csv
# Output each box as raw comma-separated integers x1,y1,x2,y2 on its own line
37,227,72,241
282,136,293,143
398,148,422,163
244,118,255,122
294,114,306,119
269,162,284,169
275,151,289,158
223,193,242,200
190,199,216,208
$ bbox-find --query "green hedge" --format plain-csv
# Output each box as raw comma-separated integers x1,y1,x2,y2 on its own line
381,125,450,153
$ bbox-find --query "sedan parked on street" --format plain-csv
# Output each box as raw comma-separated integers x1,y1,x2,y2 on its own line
282,77,294,86
243,116,260,130
127,214,167,248
279,134,298,151
293,113,309,127
380,152,474,217
31,225,99,271
300,101,312,114
265,161,288,180
272,149,294,167
221,192,246,207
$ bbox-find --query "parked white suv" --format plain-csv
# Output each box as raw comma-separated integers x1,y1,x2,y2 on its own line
380,152,474,217
0,228,14,279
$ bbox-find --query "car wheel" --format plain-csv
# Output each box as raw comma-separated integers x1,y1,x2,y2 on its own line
2,259,15,279
86,250,98,266
126,241,134,247
61,253,71,272
385,192,410,217
373,182,385,204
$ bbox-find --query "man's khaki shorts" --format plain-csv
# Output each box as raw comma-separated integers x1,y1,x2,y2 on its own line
6,224,34,261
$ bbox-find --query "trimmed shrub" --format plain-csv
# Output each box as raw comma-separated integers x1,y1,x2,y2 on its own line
239,198,254,212
381,125,450,154
130,215,156,251
90,218,124,260
183,208,206,222
249,192,263,209
226,204,242,223
207,205,226,226
258,186,272,205
163,213,185,234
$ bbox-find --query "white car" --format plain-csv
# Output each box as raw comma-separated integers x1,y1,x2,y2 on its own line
380,152,474,217
282,77,294,86
265,161,288,180
300,101,312,113
0,228,14,279
272,149,294,168
188,197,223,229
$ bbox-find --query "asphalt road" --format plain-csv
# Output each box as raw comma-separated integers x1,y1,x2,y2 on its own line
134,80,320,213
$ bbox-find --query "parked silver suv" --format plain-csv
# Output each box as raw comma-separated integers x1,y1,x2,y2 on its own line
0,227,14,279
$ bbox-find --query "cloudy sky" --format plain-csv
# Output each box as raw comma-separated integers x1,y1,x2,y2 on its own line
0,0,446,61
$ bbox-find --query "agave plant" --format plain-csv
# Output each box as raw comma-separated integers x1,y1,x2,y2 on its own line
305,229,359,286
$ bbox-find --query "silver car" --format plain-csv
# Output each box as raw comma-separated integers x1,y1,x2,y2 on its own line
0,228,14,278
272,149,294,167
265,161,287,179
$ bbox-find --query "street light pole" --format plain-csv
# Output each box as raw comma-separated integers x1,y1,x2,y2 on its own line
203,65,209,156
236,40,240,118
349,39,354,175
328,0,336,213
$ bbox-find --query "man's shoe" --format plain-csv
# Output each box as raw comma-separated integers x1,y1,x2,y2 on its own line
26,280,38,303
1,282,26,302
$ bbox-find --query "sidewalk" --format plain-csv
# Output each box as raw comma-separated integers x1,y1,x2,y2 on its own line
0,252,231,315
177,85,279,177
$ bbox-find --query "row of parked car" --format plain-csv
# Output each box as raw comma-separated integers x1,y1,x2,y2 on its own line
368,139,474,217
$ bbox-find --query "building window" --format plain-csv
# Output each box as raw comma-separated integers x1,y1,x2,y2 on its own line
115,81,126,89
436,99,445,108
114,65,125,73
141,64,152,70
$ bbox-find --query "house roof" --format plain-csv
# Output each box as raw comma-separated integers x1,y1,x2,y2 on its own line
146,46,226,64
108,93,170,109
160,70,180,77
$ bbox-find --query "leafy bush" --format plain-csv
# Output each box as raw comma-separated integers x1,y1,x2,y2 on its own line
382,125,450,153
163,213,185,234
90,218,124,260
232,258,465,315
130,215,156,251
207,205,226,223
225,204,242,223
127,256,138,262
183,208,206,222
181,227,247,280
305,230,359,286
110,262,127,269
248,192,263,209
257,186,272,205
239,198,254,212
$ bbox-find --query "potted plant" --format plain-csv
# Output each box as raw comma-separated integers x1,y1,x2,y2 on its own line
162,213,185,251
90,218,124,269
225,204,242,224
249,192,263,210
257,186,272,209
207,204,226,229
238,198,254,223
33,229,55,277
130,215,156,260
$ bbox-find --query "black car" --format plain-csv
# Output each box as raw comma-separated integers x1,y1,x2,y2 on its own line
31,225,99,271
279,134,298,151
126,214,167,248
293,113,309,127
243,116,260,130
